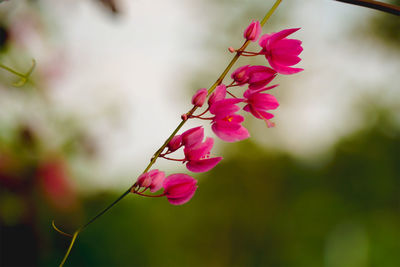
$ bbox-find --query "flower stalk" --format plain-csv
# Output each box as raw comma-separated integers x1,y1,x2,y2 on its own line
55,1,283,266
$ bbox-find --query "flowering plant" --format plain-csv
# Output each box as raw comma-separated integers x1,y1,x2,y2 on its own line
53,0,304,265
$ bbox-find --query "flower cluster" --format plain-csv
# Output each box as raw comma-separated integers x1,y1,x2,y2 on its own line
131,21,302,205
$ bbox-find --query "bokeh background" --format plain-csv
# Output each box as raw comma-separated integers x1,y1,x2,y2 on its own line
1,0,399,266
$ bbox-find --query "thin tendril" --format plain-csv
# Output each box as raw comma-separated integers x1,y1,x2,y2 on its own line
51,221,73,238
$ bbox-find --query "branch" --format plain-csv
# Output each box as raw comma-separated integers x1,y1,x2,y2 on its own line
334,0,400,16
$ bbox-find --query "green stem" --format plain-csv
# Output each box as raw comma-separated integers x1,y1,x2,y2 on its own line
57,1,282,265
60,231,80,267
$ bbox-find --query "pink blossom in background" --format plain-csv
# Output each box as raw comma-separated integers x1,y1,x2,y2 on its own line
183,137,222,172
37,158,78,211
259,28,303,75
163,174,198,205
243,20,261,42
135,169,165,193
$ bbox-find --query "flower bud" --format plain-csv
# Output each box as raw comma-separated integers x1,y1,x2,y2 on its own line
191,88,208,107
244,20,261,42
181,126,204,148
163,174,198,205
231,65,250,85
247,65,277,90
136,169,165,193
167,135,182,152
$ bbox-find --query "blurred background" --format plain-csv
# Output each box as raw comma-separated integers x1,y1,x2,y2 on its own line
0,0,399,266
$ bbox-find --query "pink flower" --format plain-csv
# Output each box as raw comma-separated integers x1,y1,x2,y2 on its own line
210,98,250,142
208,84,227,106
167,135,183,152
163,173,198,205
231,65,250,86
184,137,222,172
259,28,303,75
192,88,208,107
181,126,204,148
247,65,277,90
244,20,261,42
243,87,279,125
135,169,165,193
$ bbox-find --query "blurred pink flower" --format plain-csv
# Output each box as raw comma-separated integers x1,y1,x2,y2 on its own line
192,88,208,107
37,158,78,211
259,28,303,75
163,173,198,205
244,20,261,42
184,137,222,172
135,169,165,193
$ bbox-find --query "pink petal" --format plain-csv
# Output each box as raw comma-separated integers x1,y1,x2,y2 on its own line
182,126,204,148
210,98,243,118
272,54,301,66
251,93,280,110
268,28,301,45
208,84,227,106
167,188,197,205
184,137,214,160
272,39,303,56
149,170,165,193
258,33,273,48
268,58,304,75
245,84,279,95
212,123,250,142
163,174,198,205
186,157,223,173
245,105,275,120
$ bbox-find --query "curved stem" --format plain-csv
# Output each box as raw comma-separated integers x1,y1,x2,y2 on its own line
58,188,131,267
52,221,73,238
